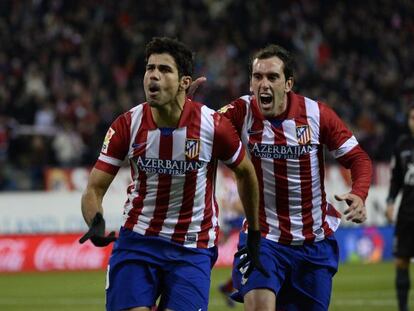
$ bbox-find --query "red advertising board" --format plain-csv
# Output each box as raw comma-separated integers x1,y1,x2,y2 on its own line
0,234,112,272
0,232,237,273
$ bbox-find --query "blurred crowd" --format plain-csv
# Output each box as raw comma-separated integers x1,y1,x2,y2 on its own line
0,0,413,190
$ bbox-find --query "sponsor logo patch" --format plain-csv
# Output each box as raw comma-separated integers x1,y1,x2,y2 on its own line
135,157,205,175
102,128,115,154
248,143,314,159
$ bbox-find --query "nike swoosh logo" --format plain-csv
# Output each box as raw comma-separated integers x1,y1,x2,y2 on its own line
132,142,147,149
247,129,262,135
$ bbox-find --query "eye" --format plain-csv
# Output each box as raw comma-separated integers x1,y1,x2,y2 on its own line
267,74,279,82
159,65,173,73
252,73,262,80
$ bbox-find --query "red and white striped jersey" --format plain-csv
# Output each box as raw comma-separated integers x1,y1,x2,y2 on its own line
95,98,245,248
221,92,371,245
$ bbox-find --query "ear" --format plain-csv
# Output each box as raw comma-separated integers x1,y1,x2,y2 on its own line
249,79,253,94
285,77,294,92
179,76,192,92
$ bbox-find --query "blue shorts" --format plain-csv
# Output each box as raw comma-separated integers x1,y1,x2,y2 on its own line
106,227,218,311
232,232,339,311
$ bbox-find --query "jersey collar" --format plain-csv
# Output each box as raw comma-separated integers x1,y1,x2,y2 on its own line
142,97,194,130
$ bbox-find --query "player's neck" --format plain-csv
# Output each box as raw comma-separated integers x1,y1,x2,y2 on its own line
272,96,288,118
151,93,186,128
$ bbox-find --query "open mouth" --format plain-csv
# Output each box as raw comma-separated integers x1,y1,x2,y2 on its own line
259,93,273,105
148,83,160,94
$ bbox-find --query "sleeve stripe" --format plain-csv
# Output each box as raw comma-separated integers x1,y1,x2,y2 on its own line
330,135,358,159
223,141,243,165
98,154,123,166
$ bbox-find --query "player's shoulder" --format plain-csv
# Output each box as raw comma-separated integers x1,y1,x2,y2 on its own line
190,99,213,112
217,95,250,115
307,95,330,112
306,95,338,119
187,99,225,128
289,92,328,115
189,99,218,120
113,103,145,126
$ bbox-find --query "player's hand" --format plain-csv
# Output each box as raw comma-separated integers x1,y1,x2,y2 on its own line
235,229,269,280
79,212,117,247
335,193,366,223
385,203,395,224
187,76,207,99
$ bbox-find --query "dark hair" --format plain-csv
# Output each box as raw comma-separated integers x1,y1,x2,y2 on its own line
250,44,294,80
145,37,194,77
408,104,414,114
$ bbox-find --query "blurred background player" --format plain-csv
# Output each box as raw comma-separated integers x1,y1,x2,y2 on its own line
216,44,372,310
385,104,414,311
79,37,267,311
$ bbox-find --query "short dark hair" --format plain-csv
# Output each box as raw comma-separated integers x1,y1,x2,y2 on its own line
250,44,294,80
145,37,194,77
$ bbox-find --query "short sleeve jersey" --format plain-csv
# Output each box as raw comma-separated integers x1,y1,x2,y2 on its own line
96,98,245,248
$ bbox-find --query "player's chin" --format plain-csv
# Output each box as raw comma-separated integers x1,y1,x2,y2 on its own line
259,107,274,118
147,98,161,107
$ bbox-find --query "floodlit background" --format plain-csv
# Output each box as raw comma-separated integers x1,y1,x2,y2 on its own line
1,0,413,310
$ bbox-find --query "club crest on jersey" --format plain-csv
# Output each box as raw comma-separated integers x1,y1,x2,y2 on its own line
185,139,200,159
102,127,115,154
296,125,311,145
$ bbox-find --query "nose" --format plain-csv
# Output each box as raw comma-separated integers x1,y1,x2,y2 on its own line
149,68,160,81
260,79,270,90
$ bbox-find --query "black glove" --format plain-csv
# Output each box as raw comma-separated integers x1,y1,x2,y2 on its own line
79,212,117,247
235,229,269,280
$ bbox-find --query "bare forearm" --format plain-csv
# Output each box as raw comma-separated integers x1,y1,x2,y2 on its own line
81,168,115,227
233,159,260,231
81,188,105,227
236,176,259,230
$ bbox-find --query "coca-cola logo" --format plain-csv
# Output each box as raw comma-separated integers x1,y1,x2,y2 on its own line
0,239,26,271
34,238,106,271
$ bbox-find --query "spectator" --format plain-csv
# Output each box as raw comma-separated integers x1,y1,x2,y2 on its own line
0,0,413,189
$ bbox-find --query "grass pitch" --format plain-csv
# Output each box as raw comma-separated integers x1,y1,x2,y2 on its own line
0,262,413,310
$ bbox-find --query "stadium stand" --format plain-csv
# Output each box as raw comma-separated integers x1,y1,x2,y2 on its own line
0,0,413,190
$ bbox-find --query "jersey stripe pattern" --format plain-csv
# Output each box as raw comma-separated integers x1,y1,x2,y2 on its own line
95,99,244,248
222,92,360,245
